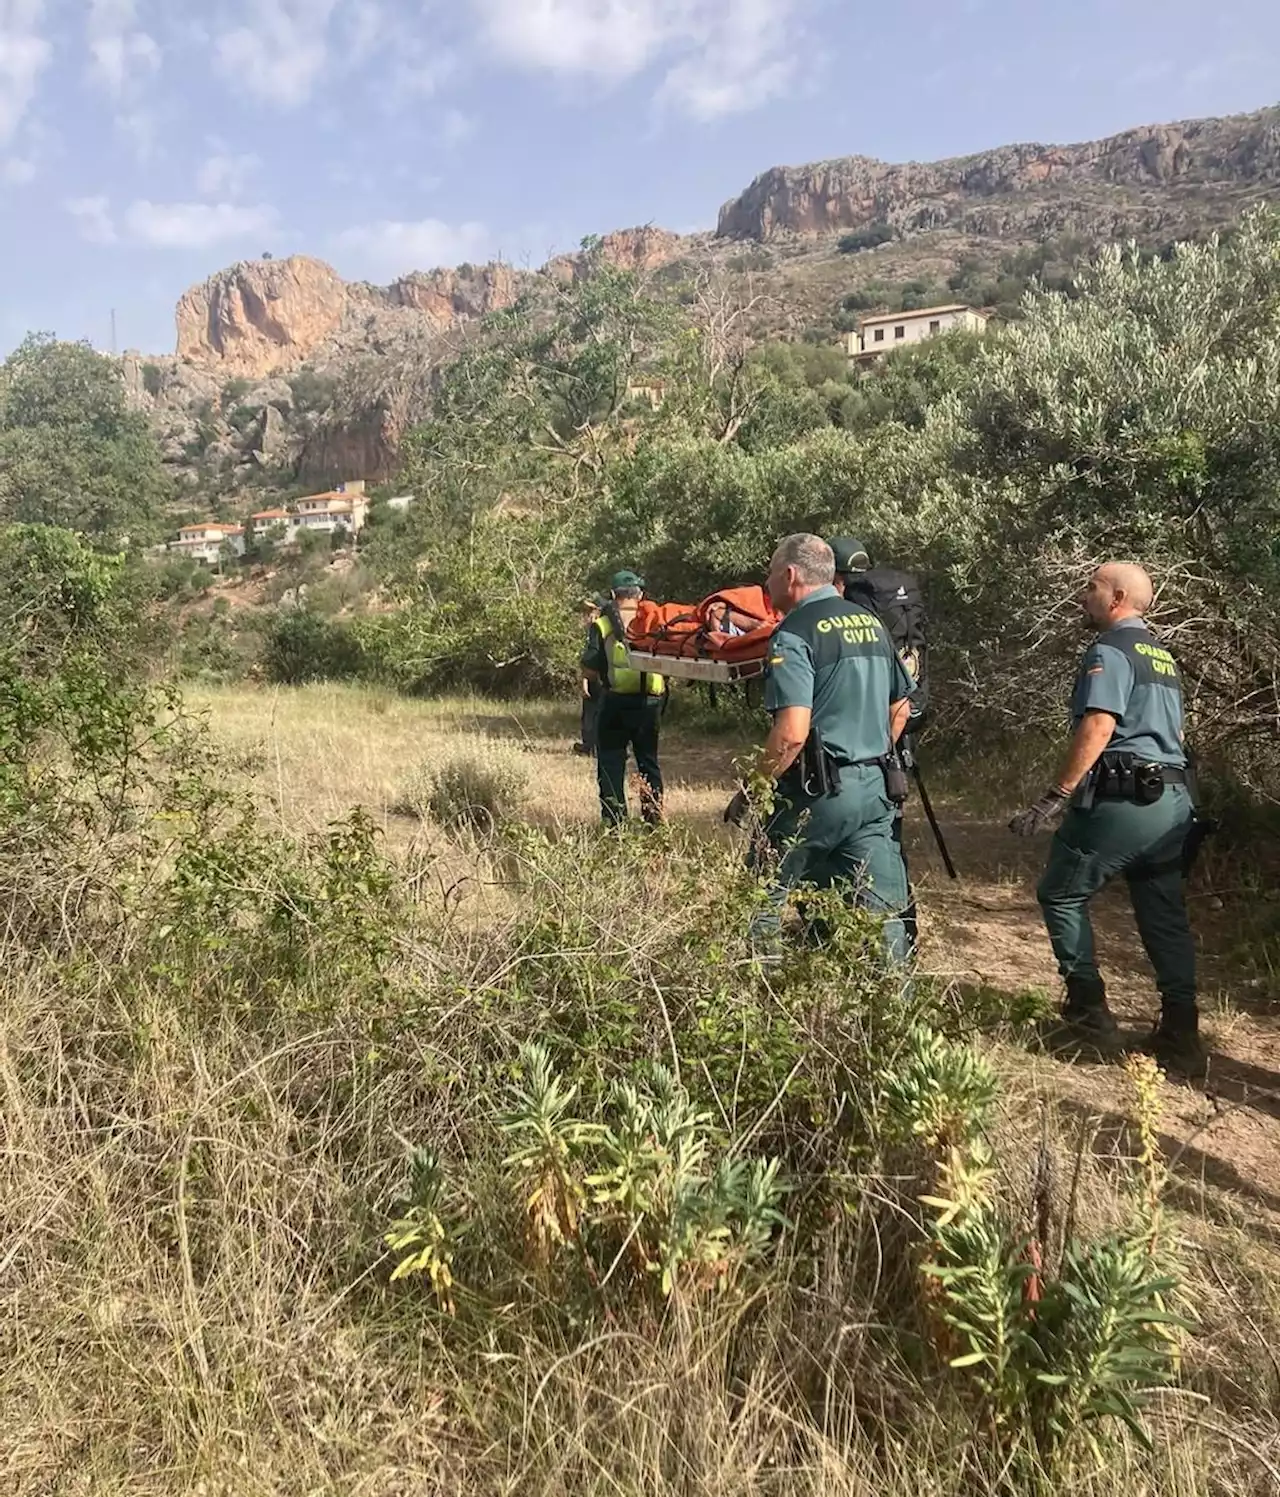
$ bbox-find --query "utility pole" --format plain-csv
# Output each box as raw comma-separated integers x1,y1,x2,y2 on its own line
110,308,117,355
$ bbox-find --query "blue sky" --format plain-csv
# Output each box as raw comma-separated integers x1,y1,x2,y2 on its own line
1,0,1277,356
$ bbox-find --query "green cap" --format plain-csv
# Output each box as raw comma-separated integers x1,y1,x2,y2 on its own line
609,569,645,592
829,537,871,573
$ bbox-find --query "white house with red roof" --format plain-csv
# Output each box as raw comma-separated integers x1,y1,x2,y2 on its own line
170,521,245,565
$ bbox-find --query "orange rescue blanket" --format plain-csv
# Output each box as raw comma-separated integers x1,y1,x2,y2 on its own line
627,586,780,662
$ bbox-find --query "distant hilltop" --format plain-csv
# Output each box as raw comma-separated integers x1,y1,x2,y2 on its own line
716,104,1280,240
129,102,1280,495
169,226,689,380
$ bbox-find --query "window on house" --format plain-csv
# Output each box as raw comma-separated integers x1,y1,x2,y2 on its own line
894,325,905,340
929,319,941,335
873,327,885,343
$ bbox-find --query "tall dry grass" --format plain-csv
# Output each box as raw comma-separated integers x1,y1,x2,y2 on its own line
1,686,1279,1495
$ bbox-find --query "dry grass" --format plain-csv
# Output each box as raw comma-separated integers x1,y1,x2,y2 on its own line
5,682,1280,1494
184,683,741,839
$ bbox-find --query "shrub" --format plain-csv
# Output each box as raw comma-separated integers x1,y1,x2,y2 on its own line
221,377,252,410
838,222,894,254
392,743,529,830
260,609,364,684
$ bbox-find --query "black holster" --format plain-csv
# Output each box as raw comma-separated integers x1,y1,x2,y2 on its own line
780,728,842,800
881,751,910,805
1078,751,1168,809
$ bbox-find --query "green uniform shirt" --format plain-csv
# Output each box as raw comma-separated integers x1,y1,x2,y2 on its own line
1070,617,1186,767
765,585,914,765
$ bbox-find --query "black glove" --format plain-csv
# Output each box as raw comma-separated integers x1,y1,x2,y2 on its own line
1008,787,1070,837
723,788,750,827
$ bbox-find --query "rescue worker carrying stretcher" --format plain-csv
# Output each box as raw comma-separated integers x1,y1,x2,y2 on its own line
725,534,913,964
581,570,665,827
1009,562,1204,1075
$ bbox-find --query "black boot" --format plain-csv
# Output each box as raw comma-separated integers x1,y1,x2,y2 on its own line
1143,1008,1206,1079
1050,976,1121,1055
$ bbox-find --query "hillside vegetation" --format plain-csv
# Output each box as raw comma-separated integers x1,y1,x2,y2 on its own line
4,194,1280,1497
189,210,1280,803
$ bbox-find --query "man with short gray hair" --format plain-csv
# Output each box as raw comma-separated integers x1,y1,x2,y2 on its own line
727,533,914,962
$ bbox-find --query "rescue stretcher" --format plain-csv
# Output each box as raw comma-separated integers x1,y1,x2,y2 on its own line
620,586,779,683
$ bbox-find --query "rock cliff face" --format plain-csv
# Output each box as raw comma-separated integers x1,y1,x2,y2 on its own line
388,262,519,324
176,256,348,375
173,255,522,380
546,225,687,283
716,106,1280,240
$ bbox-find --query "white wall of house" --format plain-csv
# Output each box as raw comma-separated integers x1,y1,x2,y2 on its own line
171,530,245,565
846,306,988,359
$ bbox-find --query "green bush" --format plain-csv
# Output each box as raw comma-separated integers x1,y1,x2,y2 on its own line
838,223,894,254
260,608,364,684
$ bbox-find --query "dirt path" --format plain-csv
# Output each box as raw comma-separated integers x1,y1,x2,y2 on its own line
910,797,1280,1240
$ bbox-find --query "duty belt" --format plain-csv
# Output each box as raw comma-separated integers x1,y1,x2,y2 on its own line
1078,756,1188,810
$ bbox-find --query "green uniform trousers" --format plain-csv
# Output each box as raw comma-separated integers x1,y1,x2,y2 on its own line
1036,785,1196,1017
596,693,664,826
750,764,910,962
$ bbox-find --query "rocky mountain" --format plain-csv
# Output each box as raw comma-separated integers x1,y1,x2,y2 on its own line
142,103,1280,501
717,105,1280,241
173,254,524,380
134,235,692,490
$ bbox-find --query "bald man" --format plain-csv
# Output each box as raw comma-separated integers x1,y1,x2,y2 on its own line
1009,563,1203,1074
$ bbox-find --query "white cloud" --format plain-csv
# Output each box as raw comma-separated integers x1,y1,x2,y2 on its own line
0,0,52,147
87,0,160,98
216,0,339,107
468,0,801,115
344,0,387,61
1,155,35,184
334,217,493,277
66,194,119,244
125,199,279,249
657,0,796,119
394,48,459,99
197,150,261,198
439,107,474,146
67,194,279,249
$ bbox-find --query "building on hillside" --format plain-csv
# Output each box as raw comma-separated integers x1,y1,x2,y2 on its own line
845,304,989,364
293,490,370,535
170,522,245,565
249,506,298,540
385,494,416,512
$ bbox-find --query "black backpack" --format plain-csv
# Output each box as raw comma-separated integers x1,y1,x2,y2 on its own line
845,567,929,729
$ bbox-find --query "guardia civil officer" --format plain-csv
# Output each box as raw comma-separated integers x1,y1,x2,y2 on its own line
830,536,871,594
572,595,604,757
726,534,913,962
581,570,665,826
1009,562,1202,1074
830,534,921,951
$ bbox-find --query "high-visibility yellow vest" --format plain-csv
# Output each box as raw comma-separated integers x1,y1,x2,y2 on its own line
598,609,665,696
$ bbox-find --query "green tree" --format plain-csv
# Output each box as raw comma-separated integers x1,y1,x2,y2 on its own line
0,335,170,543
